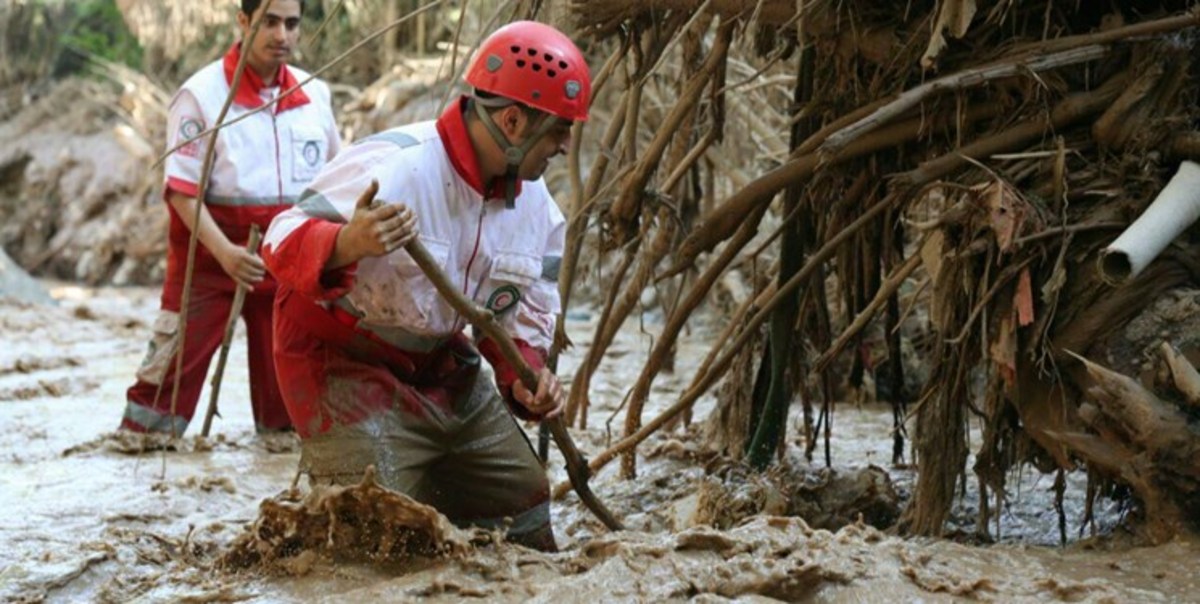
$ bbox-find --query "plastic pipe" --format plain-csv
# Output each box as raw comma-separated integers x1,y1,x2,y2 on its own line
1099,160,1200,285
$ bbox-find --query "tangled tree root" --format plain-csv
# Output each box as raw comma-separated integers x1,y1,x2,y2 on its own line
1048,345,1200,544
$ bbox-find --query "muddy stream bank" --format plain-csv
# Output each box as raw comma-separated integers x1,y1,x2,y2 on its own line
0,284,1196,603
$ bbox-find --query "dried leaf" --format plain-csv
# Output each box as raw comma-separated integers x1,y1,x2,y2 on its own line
919,230,946,285
975,181,1025,253
1041,261,1067,304
920,231,946,325
990,315,1017,387
1015,267,1034,326
921,0,979,69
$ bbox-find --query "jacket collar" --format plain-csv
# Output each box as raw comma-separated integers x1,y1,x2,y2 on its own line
222,42,310,112
436,96,522,203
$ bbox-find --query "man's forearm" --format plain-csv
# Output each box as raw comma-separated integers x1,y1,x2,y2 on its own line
324,226,360,271
167,192,235,257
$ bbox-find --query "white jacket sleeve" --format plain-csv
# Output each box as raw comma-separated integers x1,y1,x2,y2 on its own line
162,89,209,194
262,145,392,300
264,146,387,252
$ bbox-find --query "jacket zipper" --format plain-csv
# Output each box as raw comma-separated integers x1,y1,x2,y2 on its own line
271,104,283,203
462,202,486,296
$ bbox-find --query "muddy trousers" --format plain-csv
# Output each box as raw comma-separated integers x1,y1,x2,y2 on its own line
298,371,555,552
121,283,290,434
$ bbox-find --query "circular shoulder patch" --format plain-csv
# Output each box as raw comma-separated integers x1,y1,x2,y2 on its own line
485,285,521,315
179,118,203,140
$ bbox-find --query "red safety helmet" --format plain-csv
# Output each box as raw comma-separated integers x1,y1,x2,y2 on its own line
465,21,591,122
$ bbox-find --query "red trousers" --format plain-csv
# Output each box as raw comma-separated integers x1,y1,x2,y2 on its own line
121,280,290,434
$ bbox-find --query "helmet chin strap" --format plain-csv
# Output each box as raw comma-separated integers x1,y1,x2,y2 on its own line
471,97,559,209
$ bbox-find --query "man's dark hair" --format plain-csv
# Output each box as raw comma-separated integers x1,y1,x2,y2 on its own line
241,0,304,16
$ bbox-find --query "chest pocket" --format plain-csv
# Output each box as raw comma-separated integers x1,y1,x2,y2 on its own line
385,235,453,327
290,124,327,182
484,250,541,316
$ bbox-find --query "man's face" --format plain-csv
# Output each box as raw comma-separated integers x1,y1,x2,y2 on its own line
514,114,573,181
237,0,302,75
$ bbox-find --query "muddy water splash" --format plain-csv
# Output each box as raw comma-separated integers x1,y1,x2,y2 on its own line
220,466,472,574
1,284,1197,602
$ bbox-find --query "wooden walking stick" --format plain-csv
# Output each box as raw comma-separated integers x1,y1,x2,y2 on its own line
200,225,262,438
404,238,625,531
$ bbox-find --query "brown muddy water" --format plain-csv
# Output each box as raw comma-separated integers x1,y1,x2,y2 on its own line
0,283,1196,603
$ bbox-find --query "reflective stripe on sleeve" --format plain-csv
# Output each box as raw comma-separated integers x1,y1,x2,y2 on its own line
356,131,421,149
295,189,347,222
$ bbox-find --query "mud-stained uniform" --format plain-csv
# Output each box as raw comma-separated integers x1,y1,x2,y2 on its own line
121,43,340,435
262,97,564,550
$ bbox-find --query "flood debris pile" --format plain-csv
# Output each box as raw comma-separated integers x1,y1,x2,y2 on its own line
548,0,1200,543
788,465,900,530
219,466,473,575
681,462,899,532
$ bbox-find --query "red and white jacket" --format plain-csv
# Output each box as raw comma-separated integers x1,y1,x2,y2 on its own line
162,43,340,299
264,97,565,397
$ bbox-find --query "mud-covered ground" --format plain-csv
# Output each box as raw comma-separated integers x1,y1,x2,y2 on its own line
1,283,1197,603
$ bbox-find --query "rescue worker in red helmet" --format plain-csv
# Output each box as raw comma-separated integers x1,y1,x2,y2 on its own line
120,0,339,435
262,21,591,551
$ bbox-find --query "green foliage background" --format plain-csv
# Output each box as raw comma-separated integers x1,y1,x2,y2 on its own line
58,0,143,70
4,0,536,90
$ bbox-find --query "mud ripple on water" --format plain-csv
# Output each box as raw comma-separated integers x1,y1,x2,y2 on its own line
61,431,299,457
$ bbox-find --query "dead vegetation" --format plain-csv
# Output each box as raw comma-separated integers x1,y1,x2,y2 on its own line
548,0,1200,544
684,463,899,532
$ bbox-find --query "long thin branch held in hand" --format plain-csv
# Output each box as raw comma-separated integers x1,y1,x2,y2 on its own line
403,239,625,532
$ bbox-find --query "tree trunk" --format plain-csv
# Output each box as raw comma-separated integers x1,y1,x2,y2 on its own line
1047,348,1200,544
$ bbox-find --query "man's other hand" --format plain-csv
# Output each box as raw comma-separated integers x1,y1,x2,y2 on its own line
513,367,564,419
216,243,266,289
